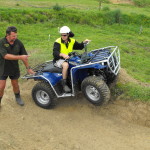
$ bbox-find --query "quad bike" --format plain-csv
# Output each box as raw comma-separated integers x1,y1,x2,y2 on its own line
22,43,120,109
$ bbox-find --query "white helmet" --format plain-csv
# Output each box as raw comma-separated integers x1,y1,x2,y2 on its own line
59,26,70,34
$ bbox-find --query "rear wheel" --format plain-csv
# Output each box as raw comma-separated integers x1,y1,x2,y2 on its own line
81,76,110,105
32,81,56,109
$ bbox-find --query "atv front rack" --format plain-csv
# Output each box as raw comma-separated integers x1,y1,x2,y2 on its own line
90,46,120,75
107,46,120,75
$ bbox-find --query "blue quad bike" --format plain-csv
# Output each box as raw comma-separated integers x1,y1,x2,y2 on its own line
22,44,120,109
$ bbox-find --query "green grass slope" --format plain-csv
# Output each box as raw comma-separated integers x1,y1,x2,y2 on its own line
0,0,149,101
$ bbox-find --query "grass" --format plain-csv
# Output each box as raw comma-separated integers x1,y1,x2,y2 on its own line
115,82,150,101
0,0,149,16
0,0,149,101
1,22,149,83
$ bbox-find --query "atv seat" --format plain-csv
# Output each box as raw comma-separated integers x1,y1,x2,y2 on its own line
42,61,62,73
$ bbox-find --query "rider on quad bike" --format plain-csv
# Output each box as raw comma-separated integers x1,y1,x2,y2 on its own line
53,26,90,93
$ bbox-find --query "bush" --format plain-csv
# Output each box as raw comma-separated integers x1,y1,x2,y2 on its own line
53,3,63,11
132,0,150,7
104,9,122,24
102,6,110,11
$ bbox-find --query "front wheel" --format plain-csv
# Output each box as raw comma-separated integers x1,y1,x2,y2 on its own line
32,81,56,109
81,76,110,106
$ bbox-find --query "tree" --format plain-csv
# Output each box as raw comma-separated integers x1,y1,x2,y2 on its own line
95,0,109,10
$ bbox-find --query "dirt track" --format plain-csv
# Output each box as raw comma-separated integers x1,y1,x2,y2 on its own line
109,0,133,4
0,72,150,150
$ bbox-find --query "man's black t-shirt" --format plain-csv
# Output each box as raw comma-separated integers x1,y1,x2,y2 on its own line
0,37,27,76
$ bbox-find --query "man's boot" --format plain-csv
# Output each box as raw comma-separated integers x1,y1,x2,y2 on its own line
62,79,71,93
15,93,24,106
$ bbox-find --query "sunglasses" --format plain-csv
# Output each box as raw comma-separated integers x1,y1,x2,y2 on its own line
61,34,68,37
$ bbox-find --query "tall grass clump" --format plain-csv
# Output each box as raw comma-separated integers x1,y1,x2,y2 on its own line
53,3,64,11
132,0,150,7
103,9,122,24
121,13,150,27
102,6,110,11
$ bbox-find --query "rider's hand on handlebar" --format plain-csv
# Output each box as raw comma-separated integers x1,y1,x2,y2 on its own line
83,39,91,44
60,53,70,59
64,55,70,59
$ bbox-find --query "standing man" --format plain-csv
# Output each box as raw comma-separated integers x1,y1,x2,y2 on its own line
0,26,34,107
53,26,90,93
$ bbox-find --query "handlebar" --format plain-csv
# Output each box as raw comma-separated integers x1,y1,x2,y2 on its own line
84,40,91,46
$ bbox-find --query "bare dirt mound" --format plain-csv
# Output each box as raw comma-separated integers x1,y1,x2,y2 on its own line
0,72,150,150
109,0,134,4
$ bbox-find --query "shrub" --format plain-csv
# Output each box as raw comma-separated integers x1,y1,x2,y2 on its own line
102,6,110,11
132,0,150,7
104,9,122,24
53,3,63,11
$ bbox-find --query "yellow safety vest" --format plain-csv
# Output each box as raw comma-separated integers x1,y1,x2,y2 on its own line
56,38,75,55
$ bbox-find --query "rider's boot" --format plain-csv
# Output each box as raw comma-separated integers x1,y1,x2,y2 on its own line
61,79,71,93
15,93,24,106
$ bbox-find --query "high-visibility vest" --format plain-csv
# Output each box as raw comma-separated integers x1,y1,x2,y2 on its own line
56,38,75,55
